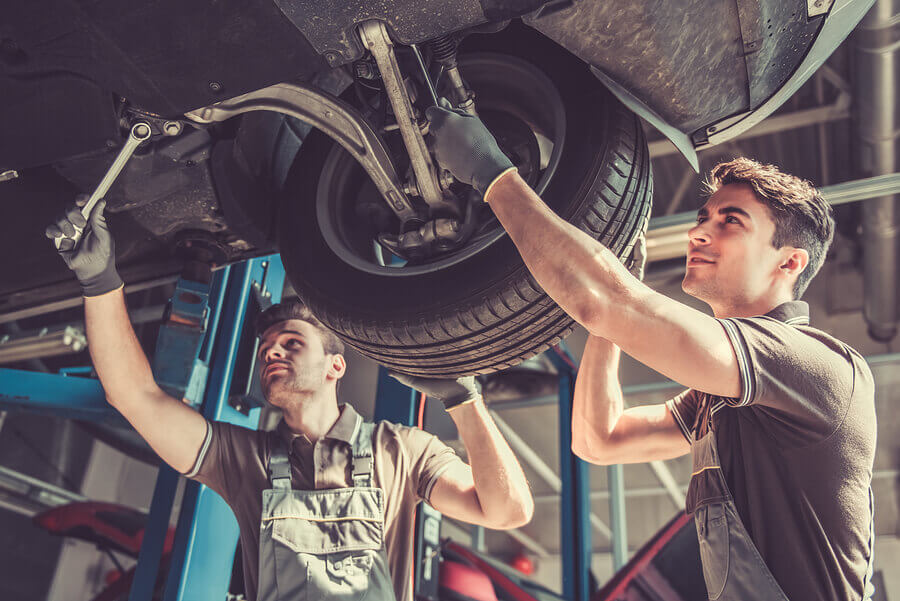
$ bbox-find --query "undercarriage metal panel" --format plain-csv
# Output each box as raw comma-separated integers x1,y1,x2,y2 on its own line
703,0,874,146
1,0,325,116
273,0,548,66
525,0,752,135
524,0,871,162
0,76,118,172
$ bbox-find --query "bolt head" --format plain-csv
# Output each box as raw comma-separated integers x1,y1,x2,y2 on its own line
209,81,222,93
164,121,182,136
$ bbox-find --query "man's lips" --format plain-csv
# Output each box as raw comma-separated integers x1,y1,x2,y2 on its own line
687,255,716,265
264,363,290,377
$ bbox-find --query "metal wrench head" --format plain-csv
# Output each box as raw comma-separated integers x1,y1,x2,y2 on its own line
54,122,151,250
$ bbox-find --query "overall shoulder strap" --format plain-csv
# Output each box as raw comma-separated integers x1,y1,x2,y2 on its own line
350,416,376,488
267,432,292,490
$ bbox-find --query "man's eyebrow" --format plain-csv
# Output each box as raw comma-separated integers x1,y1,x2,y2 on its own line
719,206,752,220
696,206,751,220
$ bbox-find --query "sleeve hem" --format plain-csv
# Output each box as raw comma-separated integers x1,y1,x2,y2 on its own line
183,420,212,478
718,318,756,407
422,461,455,503
666,399,692,443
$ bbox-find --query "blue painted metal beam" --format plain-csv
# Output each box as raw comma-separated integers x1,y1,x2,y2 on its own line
163,256,286,601
607,464,628,569
548,348,592,601
0,368,120,424
373,367,418,424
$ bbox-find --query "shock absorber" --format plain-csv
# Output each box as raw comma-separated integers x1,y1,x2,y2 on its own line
429,35,476,114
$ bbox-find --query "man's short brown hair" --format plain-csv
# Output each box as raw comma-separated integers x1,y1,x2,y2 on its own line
254,298,345,356
706,158,835,298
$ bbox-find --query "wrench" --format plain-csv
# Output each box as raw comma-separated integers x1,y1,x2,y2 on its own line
410,44,440,107
54,121,152,250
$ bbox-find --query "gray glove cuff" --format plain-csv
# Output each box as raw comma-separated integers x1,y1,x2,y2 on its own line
472,154,516,196
80,268,124,297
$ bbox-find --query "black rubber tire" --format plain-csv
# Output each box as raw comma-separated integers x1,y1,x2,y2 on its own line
277,25,652,377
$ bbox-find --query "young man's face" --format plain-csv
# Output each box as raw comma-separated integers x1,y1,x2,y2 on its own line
257,319,342,406
682,183,789,310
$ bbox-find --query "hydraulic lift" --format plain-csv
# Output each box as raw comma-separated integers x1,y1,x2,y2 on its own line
0,253,609,601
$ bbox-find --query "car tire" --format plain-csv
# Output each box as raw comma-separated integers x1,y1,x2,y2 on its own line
277,26,652,377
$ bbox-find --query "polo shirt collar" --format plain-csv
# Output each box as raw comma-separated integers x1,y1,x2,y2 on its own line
763,300,810,326
277,403,361,448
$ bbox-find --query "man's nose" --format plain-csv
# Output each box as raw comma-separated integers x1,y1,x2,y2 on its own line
688,223,711,246
264,345,285,362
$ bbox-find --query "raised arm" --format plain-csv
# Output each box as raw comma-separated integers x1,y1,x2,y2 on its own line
572,335,689,465
46,200,207,474
425,107,741,398
390,375,533,530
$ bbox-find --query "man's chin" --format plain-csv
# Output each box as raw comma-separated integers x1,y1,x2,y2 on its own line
682,274,715,302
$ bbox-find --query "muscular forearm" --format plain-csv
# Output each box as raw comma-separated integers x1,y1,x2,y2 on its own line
84,288,163,406
448,400,533,529
572,336,624,462
487,173,640,334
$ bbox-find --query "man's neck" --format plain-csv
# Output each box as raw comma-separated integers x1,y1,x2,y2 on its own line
710,291,794,319
280,392,341,443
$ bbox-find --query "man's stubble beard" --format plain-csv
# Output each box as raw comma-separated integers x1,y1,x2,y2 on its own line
262,357,328,407
682,270,729,307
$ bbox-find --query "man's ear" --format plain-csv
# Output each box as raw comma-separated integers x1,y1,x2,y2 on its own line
328,354,347,381
779,247,809,280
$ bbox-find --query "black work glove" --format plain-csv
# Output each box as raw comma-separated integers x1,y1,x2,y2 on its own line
425,98,517,198
627,232,647,281
388,372,482,411
45,197,123,297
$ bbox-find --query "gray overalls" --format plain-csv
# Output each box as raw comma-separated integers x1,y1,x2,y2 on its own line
690,423,875,600
690,426,791,600
257,415,398,601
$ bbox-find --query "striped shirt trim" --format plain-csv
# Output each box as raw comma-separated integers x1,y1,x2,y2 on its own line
718,318,755,407
184,419,212,478
783,315,810,326
422,462,455,503
666,399,692,442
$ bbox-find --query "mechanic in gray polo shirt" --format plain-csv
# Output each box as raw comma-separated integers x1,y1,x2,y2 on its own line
426,100,876,601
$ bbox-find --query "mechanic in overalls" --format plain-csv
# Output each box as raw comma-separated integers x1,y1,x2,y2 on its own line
425,105,877,600
46,203,534,601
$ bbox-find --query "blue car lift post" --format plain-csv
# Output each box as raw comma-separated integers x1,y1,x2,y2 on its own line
550,343,628,599
0,255,286,600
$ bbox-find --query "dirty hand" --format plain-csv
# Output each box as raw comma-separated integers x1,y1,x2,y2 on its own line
44,197,123,297
425,98,516,198
388,372,482,411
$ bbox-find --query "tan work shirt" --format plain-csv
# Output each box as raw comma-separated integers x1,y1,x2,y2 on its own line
185,403,462,601
667,301,876,601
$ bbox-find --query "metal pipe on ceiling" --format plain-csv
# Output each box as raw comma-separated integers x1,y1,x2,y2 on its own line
854,0,900,342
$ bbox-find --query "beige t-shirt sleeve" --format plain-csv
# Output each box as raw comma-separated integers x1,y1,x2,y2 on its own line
183,419,261,504
393,425,462,503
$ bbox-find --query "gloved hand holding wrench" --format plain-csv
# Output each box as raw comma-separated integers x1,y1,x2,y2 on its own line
44,121,151,296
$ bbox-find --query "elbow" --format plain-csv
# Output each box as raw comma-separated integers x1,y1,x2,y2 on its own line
489,501,534,530
571,434,618,466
